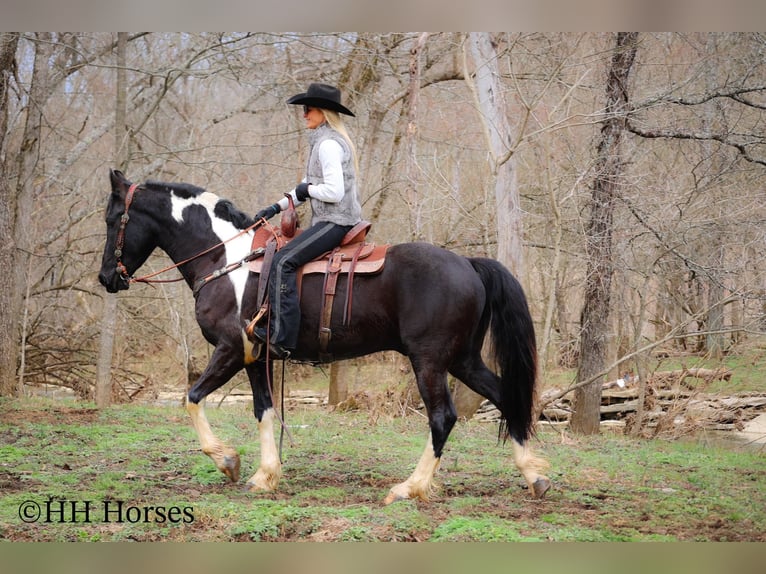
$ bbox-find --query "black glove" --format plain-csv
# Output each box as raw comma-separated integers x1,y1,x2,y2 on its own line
254,203,280,222
295,182,311,202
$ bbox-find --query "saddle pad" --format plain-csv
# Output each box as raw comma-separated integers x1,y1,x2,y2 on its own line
246,243,389,275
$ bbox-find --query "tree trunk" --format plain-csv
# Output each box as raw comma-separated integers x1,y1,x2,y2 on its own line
0,33,20,397
96,32,128,407
328,36,390,405
405,33,428,241
539,153,566,372
14,33,54,396
703,34,726,360
327,361,349,406
571,32,639,435
453,33,526,420
467,32,524,276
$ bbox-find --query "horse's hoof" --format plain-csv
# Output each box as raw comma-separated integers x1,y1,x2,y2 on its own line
383,491,406,505
532,477,551,499
243,480,273,493
221,455,241,483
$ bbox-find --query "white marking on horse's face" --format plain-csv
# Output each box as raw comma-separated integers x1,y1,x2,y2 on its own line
170,191,252,313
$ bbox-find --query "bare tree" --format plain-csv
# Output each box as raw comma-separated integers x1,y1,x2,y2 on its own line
465,32,525,276
404,33,429,240
14,33,58,395
0,32,20,397
96,32,128,407
570,32,639,435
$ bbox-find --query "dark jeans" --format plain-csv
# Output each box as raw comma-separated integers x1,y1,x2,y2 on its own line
267,221,352,349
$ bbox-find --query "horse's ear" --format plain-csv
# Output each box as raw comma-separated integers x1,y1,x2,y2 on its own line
110,169,128,194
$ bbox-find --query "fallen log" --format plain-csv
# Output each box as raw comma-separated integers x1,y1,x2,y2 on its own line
651,367,732,388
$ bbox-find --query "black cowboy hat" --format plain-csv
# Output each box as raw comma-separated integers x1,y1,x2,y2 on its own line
287,83,355,117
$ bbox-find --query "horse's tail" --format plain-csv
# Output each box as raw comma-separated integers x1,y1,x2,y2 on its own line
469,257,537,444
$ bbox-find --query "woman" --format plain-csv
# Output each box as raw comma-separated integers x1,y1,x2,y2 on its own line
251,83,362,359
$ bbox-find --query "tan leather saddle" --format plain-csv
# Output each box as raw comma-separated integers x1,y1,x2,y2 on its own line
245,214,389,359
245,220,387,276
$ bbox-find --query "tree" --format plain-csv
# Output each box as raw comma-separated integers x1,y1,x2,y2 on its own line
13,33,59,395
95,32,128,407
465,32,525,277
0,32,20,397
450,32,531,419
570,32,639,434
404,32,429,241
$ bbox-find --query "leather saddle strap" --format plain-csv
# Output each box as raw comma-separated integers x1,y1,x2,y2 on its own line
318,249,343,356
246,238,279,338
343,242,367,326
256,238,278,310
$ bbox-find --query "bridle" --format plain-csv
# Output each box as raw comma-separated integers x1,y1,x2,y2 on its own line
113,183,139,283
112,182,267,288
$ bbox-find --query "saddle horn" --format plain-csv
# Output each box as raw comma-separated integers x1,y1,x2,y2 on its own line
280,193,299,239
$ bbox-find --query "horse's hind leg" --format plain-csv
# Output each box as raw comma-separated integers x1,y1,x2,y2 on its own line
512,439,551,499
186,345,243,482
384,433,442,504
384,361,456,505
449,355,551,499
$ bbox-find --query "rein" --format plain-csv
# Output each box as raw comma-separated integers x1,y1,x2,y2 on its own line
115,183,266,288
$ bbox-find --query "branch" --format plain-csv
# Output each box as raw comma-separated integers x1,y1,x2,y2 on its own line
627,120,766,167
654,85,766,109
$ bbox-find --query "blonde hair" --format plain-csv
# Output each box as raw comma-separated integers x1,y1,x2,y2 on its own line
320,109,359,176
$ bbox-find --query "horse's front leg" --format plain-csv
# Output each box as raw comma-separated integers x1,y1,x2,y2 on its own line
186,344,244,482
243,361,282,491
186,400,241,482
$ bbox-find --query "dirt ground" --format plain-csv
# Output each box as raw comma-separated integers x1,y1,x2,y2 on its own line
1,401,764,542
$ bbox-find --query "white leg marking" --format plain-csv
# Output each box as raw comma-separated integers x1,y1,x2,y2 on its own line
512,438,551,498
384,433,441,504
245,408,283,491
186,399,240,482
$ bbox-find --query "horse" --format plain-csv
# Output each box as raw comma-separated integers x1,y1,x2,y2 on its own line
98,169,551,503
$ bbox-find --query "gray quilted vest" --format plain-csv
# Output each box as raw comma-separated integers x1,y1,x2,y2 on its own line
306,123,362,227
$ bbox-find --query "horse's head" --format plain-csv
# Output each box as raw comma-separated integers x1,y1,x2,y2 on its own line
98,169,159,292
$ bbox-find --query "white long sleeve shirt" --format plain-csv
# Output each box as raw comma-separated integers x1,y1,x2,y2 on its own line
277,138,345,210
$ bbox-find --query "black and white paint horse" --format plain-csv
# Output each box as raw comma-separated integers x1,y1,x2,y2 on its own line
98,169,551,503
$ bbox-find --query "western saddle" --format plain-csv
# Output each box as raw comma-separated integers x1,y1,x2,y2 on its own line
245,210,389,360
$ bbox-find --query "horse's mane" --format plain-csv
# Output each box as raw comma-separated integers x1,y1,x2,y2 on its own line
145,179,206,198
145,179,255,230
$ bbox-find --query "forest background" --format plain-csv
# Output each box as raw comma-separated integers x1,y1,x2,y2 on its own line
1,32,764,434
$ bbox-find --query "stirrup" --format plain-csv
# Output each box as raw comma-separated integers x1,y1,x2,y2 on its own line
249,325,291,360
245,305,268,339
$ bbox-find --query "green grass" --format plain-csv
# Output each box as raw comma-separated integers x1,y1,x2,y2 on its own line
0,396,764,542
432,515,543,542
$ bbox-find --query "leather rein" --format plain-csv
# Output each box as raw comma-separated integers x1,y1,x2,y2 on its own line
114,183,266,289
